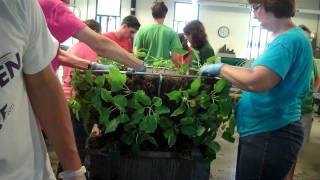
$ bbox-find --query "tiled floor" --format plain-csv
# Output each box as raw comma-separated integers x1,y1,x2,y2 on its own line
211,115,320,180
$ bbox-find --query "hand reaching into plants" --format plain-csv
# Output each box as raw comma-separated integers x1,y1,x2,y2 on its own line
199,63,224,76
90,62,114,71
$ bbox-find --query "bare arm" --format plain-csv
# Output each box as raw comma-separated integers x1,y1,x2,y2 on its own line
314,75,320,92
220,65,281,92
24,65,81,171
58,49,90,70
74,27,143,68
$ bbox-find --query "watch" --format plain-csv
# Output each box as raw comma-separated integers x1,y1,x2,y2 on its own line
218,26,230,38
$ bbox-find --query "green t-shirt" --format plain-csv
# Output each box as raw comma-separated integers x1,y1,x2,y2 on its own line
301,59,319,114
133,24,182,62
195,41,215,64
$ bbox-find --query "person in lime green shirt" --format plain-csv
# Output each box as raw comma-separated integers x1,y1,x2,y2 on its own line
133,1,182,64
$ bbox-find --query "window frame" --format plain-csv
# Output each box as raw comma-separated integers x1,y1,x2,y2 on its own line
173,1,199,33
95,0,122,33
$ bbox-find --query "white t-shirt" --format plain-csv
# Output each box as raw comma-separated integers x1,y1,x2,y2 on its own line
0,0,58,179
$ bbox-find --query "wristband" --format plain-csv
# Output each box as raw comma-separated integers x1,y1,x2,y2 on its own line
58,166,86,179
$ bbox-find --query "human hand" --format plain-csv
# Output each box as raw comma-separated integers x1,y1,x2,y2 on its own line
90,63,113,71
59,166,86,180
63,175,86,180
199,63,224,76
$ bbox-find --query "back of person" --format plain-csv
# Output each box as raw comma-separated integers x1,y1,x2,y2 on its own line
134,24,181,61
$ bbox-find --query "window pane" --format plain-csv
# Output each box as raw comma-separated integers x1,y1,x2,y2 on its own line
175,3,198,21
97,0,121,16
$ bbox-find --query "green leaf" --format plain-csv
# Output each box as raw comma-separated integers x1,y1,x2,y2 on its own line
208,141,221,152
90,93,101,110
85,70,94,85
108,68,127,92
121,133,135,145
131,111,144,124
214,79,227,93
99,108,110,125
219,100,232,117
152,97,162,107
171,103,186,117
196,126,206,136
101,89,112,102
188,78,201,96
95,75,105,88
127,99,143,110
166,90,182,103
181,126,197,137
105,118,119,133
117,114,129,123
173,47,188,56
164,129,176,147
158,119,174,129
139,116,158,133
155,105,170,115
205,55,218,64
180,117,194,125
134,90,151,106
113,95,127,110
222,131,235,143
196,92,210,109
144,134,158,146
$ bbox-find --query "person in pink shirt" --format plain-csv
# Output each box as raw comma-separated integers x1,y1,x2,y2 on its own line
38,0,143,72
63,19,101,100
103,15,141,53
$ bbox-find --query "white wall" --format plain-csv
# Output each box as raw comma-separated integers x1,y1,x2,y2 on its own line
73,0,320,58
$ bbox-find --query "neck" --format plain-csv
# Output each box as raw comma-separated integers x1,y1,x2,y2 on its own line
271,18,295,38
154,18,165,24
115,30,123,39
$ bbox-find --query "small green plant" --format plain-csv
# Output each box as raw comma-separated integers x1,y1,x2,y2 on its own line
70,68,236,163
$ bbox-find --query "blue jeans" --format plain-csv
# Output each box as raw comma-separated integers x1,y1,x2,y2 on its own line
236,121,304,180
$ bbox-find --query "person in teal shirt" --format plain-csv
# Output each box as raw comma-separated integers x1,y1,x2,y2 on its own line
199,0,312,179
133,2,182,64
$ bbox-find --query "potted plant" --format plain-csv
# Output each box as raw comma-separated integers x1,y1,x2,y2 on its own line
70,64,236,179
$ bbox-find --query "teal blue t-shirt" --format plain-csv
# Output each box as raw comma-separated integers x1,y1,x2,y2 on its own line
236,27,312,137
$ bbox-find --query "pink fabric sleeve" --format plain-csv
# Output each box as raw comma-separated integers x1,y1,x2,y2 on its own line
38,0,86,43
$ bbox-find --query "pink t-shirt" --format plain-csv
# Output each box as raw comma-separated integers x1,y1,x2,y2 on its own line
103,32,132,53
63,42,97,100
38,0,86,71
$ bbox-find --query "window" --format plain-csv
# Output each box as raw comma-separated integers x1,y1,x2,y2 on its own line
246,10,272,59
173,2,199,33
96,0,121,33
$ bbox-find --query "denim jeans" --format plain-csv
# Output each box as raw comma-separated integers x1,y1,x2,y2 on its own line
236,121,304,180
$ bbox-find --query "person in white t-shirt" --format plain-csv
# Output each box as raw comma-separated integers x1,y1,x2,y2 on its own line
0,0,85,179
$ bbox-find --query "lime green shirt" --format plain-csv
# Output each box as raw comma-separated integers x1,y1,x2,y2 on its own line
301,59,318,114
133,24,182,62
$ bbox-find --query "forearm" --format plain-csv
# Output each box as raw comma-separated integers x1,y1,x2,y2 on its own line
220,65,279,92
58,49,90,70
24,66,81,171
74,27,143,68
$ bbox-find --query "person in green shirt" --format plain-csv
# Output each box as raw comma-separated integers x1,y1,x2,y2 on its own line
183,20,215,65
285,24,320,180
133,1,182,64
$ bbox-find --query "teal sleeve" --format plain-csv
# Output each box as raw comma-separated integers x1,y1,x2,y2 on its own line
253,43,292,79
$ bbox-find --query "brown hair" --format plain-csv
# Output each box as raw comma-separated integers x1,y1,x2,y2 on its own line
183,20,208,49
84,19,101,33
151,1,168,19
122,15,141,31
248,0,295,18
299,24,311,34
